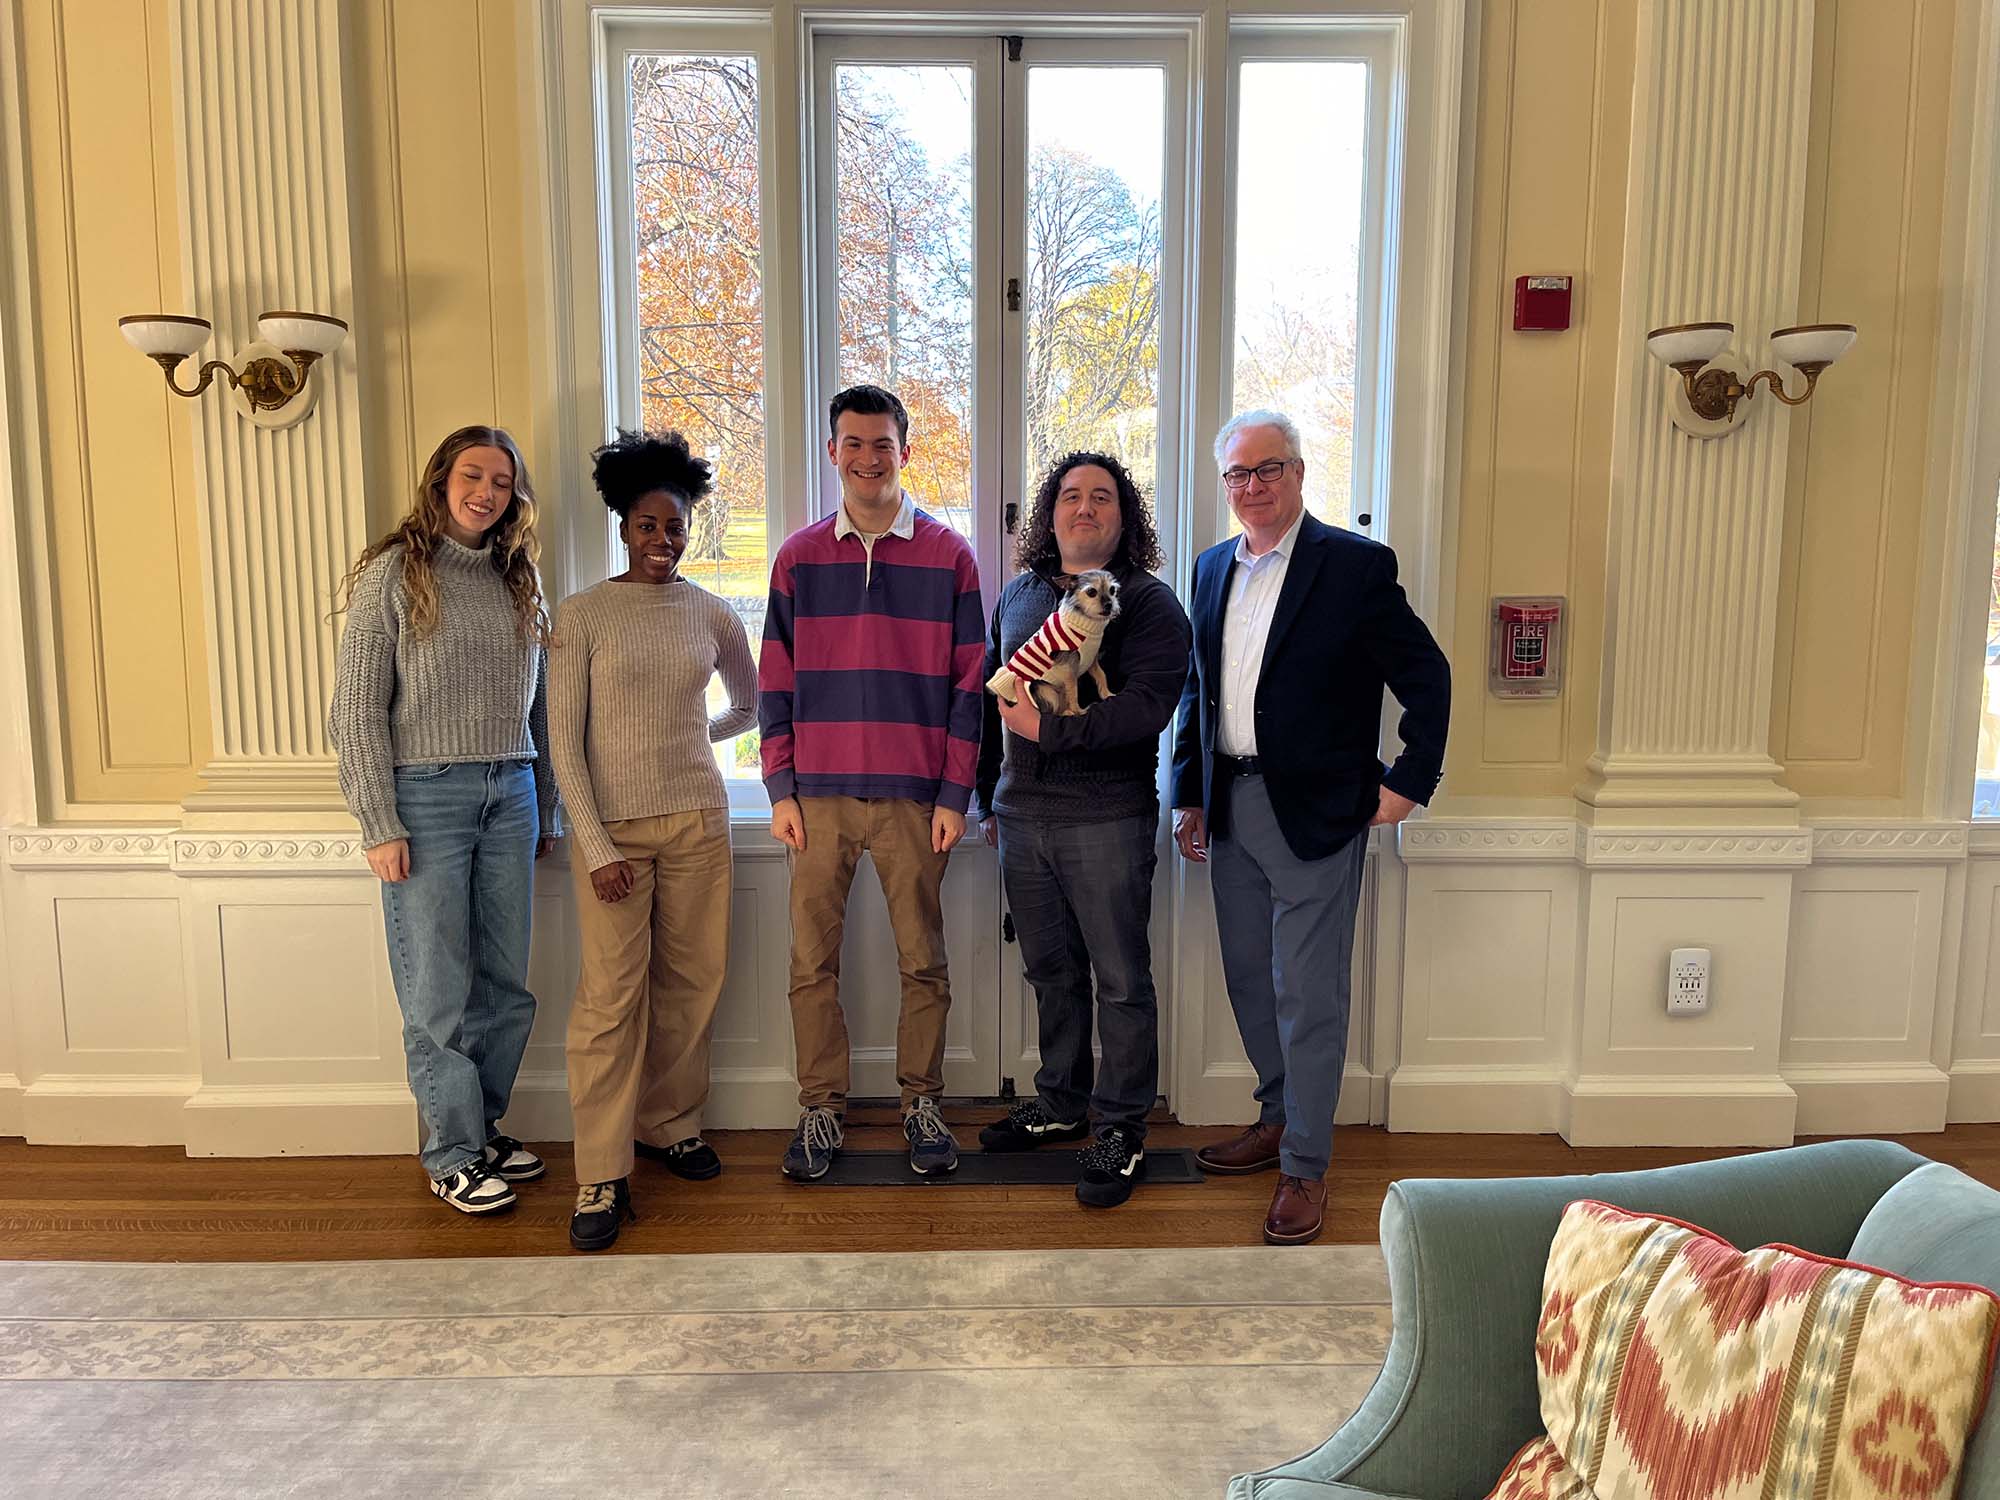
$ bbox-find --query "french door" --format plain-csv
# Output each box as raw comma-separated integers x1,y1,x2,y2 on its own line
808,32,1188,1097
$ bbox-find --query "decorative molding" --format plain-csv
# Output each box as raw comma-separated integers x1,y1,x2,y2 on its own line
4,829,173,870
1581,827,1813,868
1580,0,1817,814
169,835,368,876
168,0,367,807
1810,822,1969,862
1399,821,1577,861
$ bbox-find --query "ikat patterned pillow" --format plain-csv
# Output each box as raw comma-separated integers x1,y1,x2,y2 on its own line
1480,1199,2000,1500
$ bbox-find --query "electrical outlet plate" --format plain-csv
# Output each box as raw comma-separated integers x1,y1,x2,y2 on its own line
1667,947,1710,1016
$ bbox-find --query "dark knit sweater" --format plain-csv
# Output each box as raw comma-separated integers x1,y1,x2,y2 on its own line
974,564,1192,825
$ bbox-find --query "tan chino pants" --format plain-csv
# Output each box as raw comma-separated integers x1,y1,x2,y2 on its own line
786,796,951,1111
566,809,731,1185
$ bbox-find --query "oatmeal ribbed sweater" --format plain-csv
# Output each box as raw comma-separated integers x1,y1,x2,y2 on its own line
548,577,757,874
328,536,558,849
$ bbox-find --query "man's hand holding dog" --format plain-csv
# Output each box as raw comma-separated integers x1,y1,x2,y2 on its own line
997,692,1042,742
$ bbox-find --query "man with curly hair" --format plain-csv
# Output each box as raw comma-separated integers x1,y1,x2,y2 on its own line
973,452,1192,1209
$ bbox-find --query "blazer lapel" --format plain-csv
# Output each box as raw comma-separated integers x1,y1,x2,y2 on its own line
1260,514,1329,674
1198,545,1232,690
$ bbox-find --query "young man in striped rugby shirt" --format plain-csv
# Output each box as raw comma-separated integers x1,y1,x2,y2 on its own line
758,385,986,1181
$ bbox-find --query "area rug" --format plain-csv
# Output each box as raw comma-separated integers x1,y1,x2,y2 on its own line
0,1245,1390,1499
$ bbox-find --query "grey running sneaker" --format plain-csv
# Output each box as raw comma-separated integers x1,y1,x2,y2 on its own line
781,1107,844,1182
904,1096,960,1176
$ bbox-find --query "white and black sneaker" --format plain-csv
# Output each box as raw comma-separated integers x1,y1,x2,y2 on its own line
781,1107,845,1182
430,1158,517,1215
977,1098,1089,1152
1076,1125,1145,1209
483,1133,546,1182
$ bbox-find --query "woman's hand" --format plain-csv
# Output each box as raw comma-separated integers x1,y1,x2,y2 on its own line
366,839,411,883
591,860,636,903
536,836,557,858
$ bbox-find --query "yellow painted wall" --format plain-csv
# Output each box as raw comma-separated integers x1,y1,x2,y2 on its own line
16,0,209,806
14,0,1971,814
1438,0,1634,809
1771,0,1959,808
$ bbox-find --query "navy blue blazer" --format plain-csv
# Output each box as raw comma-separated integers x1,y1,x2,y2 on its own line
1171,513,1451,861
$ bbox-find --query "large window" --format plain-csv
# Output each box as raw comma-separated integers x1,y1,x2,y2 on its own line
1224,31,1391,537
617,45,770,780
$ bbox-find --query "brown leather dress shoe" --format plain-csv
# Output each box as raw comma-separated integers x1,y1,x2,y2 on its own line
1194,1121,1283,1175
1263,1173,1327,1245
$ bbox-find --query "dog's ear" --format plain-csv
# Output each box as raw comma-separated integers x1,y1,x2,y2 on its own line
1050,572,1078,592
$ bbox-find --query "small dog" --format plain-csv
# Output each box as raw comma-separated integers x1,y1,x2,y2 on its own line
987,569,1122,716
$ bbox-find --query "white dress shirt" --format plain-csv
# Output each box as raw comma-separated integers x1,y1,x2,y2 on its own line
1217,511,1306,756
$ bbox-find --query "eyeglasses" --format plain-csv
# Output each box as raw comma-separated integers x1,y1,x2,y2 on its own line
1221,458,1296,489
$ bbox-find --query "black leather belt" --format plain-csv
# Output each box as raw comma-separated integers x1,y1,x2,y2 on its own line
1216,754,1265,778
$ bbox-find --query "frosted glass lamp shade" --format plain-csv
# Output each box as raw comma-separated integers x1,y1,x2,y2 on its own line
1645,322,1734,369
1768,323,1856,372
119,315,212,359
256,311,348,356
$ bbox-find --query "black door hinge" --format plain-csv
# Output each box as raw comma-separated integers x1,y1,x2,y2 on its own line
1004,500,1019,534
1001,1075,1018,1100
1006,276,1021,312
1004,35,1023,62
1002,911,1016,943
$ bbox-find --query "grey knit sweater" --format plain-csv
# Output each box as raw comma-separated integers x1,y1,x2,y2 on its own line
547,577,757,875
329,537,559,849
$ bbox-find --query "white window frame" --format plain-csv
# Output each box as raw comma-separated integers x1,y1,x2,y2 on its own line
594,13,783,811
1221,26,1395,543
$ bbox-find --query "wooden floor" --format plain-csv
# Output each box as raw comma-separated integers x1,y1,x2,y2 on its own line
4,1111,1999,1262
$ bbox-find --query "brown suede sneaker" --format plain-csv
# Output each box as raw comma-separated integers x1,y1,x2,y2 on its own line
1193,1120,1283,1175
1262,1173,1327,1245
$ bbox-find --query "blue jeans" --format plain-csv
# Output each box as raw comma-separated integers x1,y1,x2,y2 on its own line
380,760,539,1178
998,813,1160,1136
1209,774,1366,1180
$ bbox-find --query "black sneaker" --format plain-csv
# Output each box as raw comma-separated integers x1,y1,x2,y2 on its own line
483,1133,546,1182
635,1136,721,1180
781,1107,844,1182
903,1097,960,1175
978,1098,1090,1152
1076,1125,1145,1209
569,1178,633,1252
430,1158,517,1215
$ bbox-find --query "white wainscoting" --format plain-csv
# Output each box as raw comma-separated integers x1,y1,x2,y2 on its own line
7,816,2000,1154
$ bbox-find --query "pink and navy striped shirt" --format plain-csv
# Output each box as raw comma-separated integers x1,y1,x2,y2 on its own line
1003,607,1086,683
758,502,985,812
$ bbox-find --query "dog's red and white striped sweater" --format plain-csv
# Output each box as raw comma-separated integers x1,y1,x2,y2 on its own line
1004,607,1087,684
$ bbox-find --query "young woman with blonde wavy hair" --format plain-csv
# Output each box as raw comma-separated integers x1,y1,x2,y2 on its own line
330,425,561,1215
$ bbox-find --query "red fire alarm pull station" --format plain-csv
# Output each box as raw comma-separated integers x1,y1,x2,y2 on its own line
1489,597,1565,698
1514,275,1573,332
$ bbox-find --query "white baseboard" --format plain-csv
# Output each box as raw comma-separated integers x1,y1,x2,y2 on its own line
1947,1059,2000,1123
1386,1067,1568,1133
1170,1063,1377,1128
1563,1074,1797,1147
1784,1064,1951,1136
497,1067,806,1141
0,1071,21,1137
20,1074,198,1145
181,1083,417,1157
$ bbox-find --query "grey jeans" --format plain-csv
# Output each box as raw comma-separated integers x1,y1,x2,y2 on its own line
1208,774,1366,1179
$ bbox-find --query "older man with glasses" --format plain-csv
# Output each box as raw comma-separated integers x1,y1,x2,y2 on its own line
1171,409,1450,1245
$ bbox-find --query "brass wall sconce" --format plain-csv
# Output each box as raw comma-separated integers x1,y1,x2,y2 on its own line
1644,321,1856,438
118,311,349,431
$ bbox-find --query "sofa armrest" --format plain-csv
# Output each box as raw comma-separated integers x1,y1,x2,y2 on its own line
1229,1138,1928,1500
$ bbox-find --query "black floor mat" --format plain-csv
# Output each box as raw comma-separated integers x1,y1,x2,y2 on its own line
801,1147,1206,1186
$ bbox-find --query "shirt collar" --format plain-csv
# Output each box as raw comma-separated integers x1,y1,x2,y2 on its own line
834,490,916,541
1232,509,1307,568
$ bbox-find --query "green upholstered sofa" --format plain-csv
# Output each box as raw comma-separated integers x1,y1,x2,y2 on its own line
1227,1139,2000,1499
